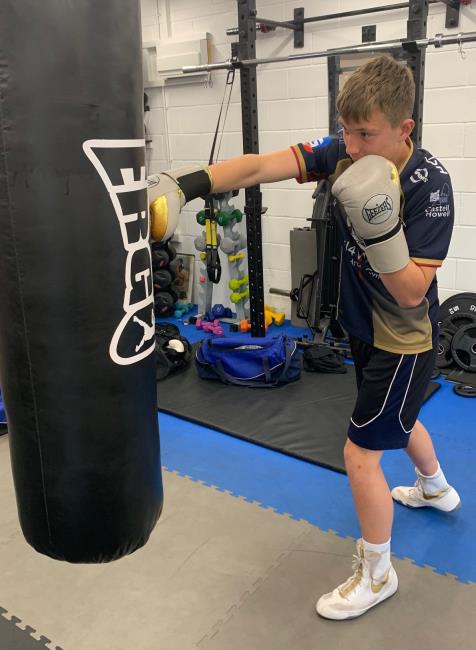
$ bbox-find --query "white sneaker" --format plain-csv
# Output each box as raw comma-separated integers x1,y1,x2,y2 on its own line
316,541,398,620
391,479,461,512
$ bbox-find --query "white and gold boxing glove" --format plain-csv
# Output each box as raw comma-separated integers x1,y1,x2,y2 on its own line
148,165,213,241
331,155,409,274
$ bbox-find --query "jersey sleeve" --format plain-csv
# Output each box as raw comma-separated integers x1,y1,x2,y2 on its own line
404,175,454,268
290,135,344,183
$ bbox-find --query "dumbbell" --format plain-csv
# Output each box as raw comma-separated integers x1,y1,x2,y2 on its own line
219,237,236,255
264,304,285,327
174,302,194,319
194,234,207,252
154,291,176,315
228,275,248,291
228,252,246,263
195,318,224,336
151,247,170,271
210,303,233,319
202,320,224,336
153,269,173,291
232,234,247,251
230,288,249,304
216,209,243,226
195,232,221,251
204,304,233,322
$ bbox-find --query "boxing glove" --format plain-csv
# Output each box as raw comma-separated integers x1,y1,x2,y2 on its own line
148,165,212,241
331,155,409,274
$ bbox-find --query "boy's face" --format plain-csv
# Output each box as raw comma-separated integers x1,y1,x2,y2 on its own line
339,109,414,168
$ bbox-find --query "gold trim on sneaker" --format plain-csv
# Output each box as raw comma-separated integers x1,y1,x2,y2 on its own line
371,569,391,594
422,486,451,500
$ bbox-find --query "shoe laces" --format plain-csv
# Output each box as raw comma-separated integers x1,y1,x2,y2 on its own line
338,550,365,599
408,477,425,499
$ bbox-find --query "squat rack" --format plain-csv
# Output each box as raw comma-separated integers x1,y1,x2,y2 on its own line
184,1,476,337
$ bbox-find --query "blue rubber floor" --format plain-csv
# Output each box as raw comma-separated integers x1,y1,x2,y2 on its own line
159,314,475,584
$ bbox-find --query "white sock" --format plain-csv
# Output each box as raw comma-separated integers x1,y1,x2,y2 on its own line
362,537,391,582
416,462,449,495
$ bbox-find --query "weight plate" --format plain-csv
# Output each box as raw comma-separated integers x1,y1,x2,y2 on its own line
436,330,454,369
453,383,476,398
438,292,476,328
451,323,476,372
441,311,476,336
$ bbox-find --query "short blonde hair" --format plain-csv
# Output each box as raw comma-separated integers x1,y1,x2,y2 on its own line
336,54,415,127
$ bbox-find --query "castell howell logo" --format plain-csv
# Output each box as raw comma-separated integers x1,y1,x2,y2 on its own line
362,194,393,225
83,139,155,366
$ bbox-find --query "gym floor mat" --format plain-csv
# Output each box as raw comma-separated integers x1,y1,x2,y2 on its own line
158,375,475,583
157,352,440,473
1,447,473,650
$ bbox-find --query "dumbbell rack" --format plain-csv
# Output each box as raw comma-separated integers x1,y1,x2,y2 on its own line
194,192,249,324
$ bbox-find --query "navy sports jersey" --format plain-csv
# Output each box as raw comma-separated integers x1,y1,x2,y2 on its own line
290,136,454,354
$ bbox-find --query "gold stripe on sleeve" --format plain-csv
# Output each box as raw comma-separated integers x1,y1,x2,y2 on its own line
290,145,309,183
411,257,443,267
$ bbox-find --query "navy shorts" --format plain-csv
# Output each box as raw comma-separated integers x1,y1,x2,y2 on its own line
347,337,436,451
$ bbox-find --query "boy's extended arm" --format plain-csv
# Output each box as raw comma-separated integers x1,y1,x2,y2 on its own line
210,148,299,192
148,149,299,241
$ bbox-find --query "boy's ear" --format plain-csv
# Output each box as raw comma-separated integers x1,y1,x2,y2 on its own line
400,118,415,140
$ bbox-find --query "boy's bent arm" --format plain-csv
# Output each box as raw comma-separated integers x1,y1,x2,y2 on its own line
209,148,299,193
380,262,437,309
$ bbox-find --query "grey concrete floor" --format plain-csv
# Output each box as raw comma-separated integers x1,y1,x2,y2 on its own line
1,435,475,650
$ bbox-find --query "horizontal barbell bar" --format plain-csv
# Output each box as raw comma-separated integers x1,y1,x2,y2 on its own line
225,1,451,36
183,30,476,74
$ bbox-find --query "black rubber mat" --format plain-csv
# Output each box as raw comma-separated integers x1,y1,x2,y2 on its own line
157,352,440,474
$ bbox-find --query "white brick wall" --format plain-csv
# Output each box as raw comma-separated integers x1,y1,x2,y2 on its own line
141,0,476,313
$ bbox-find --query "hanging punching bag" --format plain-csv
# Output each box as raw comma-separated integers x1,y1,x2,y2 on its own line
0,1,163,562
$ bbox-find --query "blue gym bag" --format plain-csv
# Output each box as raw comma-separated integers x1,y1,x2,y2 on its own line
195,334,302,387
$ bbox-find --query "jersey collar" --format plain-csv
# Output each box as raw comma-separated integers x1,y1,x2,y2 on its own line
398,137,414,174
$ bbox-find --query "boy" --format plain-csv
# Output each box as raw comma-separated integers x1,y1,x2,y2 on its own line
149,54,460,619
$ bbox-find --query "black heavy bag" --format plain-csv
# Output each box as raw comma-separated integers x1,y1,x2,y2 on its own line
0,1,163,562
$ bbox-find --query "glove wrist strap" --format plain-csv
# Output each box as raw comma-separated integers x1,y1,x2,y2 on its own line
166,166,212,202
362,221,402,247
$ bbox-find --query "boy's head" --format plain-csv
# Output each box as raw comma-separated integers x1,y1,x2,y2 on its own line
337,54,415,127
336,54,415,166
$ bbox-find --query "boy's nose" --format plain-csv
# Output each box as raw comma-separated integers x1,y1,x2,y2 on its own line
345,134,360,158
